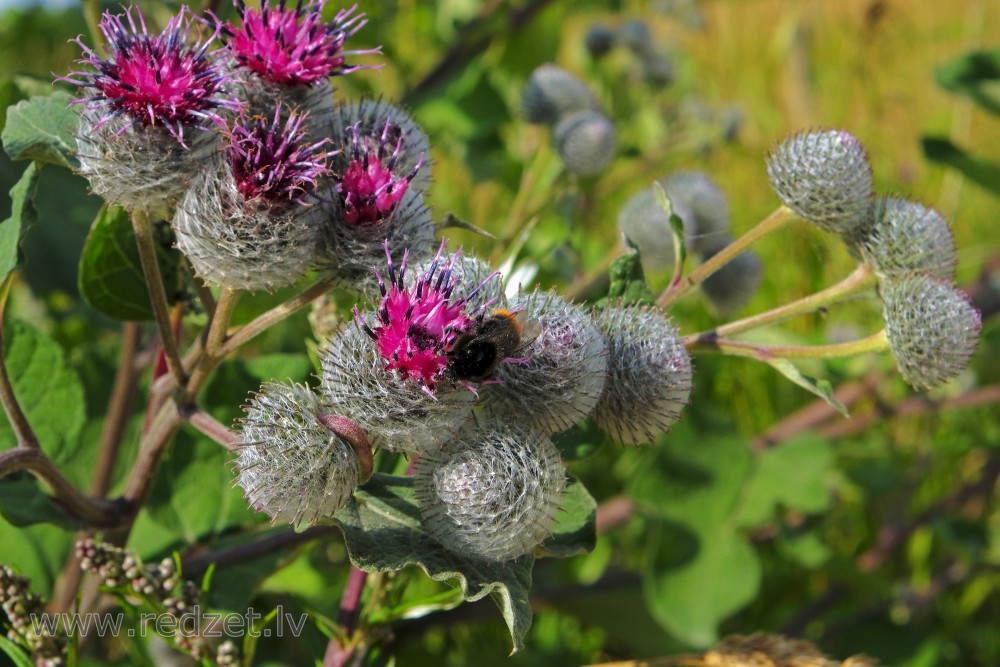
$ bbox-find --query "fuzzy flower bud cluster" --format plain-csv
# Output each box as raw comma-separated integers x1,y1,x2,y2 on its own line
521,64,617,177
765,129,980,389
585,19,674,87
62,1,438,297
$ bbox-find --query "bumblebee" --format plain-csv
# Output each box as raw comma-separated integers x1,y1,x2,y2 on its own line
447,309,537,382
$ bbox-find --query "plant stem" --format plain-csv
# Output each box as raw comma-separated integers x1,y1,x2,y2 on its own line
683,263,877,344
90,322,142,497
221,280,333,356
188,409,239,450
205,288,240,358
657,205,797,309
324,567,369,667
565,239,625,302
688,329,890,360
131,210,186,386
0,448,125,527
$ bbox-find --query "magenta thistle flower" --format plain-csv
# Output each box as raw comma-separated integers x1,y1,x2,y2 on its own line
225,0,377,86
339,120,424,225
61,6,240,145
226,104,333,206
356,242,494,390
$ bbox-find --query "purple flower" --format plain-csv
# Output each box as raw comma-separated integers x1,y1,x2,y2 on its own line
225,105,333,206
225,0,378,86
61,6,240,145
339,120,423,225
355,243,494,390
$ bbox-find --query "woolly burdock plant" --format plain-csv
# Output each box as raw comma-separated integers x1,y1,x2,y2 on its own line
882,275,981,391
319,122,433,291
859,196,956,281
593,303,693,445
321,245,495,453
406,252,505,313
331,98,432,193
235,382,372,529
480,290,608,435
173,105,332,291
223,0,376,140
520,63,600,125
766,129,873,239
698,235,763,315
63,6,241,217
659,171,731,254
617,186,694,274
415,421,566,562
553,110,617,177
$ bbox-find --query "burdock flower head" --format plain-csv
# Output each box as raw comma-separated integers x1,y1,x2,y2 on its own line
173,104,332,291
225,0,373,86
338,120,423,227
321,243,495,453
224,0,377,139
63,5,241,215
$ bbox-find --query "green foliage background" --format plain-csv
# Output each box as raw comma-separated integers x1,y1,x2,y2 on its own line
1,0,1000,665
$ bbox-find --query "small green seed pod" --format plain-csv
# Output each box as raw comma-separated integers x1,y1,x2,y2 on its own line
553,110,617,177
521,63,600,125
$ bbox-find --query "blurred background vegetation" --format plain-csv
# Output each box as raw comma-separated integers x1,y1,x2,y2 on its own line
2,0,1000,665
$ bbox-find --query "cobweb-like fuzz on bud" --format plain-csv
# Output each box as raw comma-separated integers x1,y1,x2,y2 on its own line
321,245,496,452
766,129,874,237
235,382,368,529
698,235,763,315
415,421,566,562
481,290,608,435
593,303,692,445
660,171,731,254
173,107,330,291
521,63,600,125
617,187,695,274
225,0,376,85
882,275,980,391
859,196,956,281
553,110,617,177
61,6,240,215
332,98,431,193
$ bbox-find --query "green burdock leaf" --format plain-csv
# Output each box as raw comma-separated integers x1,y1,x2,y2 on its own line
334,473,595,653
922,136,1000,197
766,358,848,417
934,48,1000,116
2,92,80,169
629,428,761,647
737,433,835,528
78,205,182,321
0,319,85,458
0,162,39,282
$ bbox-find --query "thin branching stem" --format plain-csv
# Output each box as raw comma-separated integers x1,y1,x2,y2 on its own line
683,263,877,344
221,280,333,356
0,448,126,527
188,408,239,450
657,205,797,309
131,210,186,386
688,329,890,360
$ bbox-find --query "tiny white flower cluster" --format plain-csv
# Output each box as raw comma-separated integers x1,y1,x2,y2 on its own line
767,129,980,390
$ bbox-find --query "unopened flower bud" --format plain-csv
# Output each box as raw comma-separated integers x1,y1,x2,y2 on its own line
415,421,566,562
553,110,617,177
236,381,371,528
521,64,600,125
585,24,615,58
766,129,874,237
480,290,608,435
592,303,692,445
698,235,762,315
859,196,956,281
659,171,730,254
617,186,696,273
882,275,980,391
